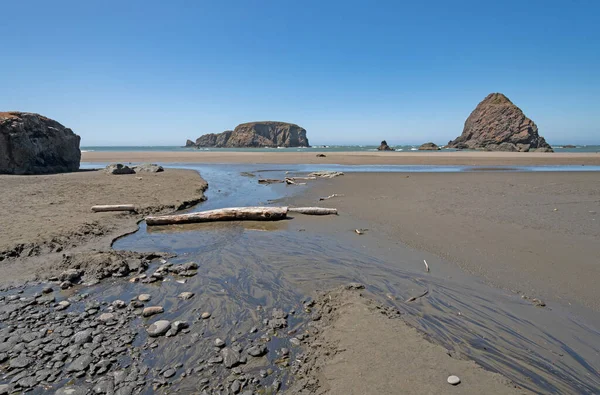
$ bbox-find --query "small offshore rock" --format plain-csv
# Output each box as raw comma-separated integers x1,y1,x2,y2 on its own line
201,312,211,319
178,292,194,300
138,294,151,302
147,320,171,337
447,375,461,385
42,286,53,294
142,306,164,317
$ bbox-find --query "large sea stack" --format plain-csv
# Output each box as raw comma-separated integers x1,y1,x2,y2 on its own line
448,93,553,152
189,121,309,148
0,112,81,175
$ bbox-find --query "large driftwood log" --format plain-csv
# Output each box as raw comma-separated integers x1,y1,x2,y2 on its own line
146,206,288,226
92,204,136,212
288,207,338,215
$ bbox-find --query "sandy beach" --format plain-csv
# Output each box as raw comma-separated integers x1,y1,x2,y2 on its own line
82,150,600,166
0,168,207,287
292,171,600,311
1,162,598,394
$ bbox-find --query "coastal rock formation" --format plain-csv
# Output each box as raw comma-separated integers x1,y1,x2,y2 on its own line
377,140,394,151
188,121,309,148
418,142,441,150
0,111,81,174
185,139,195,147
448,93,553,152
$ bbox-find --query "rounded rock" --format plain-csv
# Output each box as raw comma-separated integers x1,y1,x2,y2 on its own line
178,292,195,300
201,312,211,319
138,294,151,302
142,306,164,317
447,375,461,385
147,320,171,337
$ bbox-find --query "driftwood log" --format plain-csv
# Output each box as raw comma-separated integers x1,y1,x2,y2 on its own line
92,205,136,212
146,206,289,226
288,207,338,215
258,179,284,184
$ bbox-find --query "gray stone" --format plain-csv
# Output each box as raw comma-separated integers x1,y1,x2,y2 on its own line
214,338,226,348
105,163,135,175
231,379,241,393
163,368,176,378
248,344,267,357
147,320,171,337
138,294,151,302
178,292,194,300
132,163,164,173
55,385,88,395
345,282,365,290
9,354,32,369
0,384,10,395
59,269,82,282
98,312,115,322
67,354,93,372
221,348,241,368
447,375,461,385
142,306,164,317
201,312,211,319
0,112,81,175
72,329,92,345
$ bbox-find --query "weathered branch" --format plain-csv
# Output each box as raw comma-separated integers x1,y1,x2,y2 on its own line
146,207,289,226
288,207,338,215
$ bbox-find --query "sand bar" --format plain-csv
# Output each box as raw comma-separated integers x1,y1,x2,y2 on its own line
82,150,600,166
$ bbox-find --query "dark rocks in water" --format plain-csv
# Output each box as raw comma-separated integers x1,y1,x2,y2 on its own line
448,93,553,152
562,144,576,149
0,111,81,175
377,140,394,151
418,142,441,151
187,121,309,148
105,163,135,175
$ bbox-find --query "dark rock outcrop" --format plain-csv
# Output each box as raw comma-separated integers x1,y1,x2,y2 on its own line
418,142,440,150
105,164,135,175
185,139,195,147
0,112,81,174
188,122,309,148
377,140,394,151
448,93,553,152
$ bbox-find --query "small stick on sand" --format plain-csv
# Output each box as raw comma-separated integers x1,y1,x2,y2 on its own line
406,290,429,303
423,259,430,273
258,179,284,184
92,204,136,212
355,229,364,235
319,194,344,201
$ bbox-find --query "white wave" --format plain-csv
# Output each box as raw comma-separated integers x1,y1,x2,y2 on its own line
81,150,94,152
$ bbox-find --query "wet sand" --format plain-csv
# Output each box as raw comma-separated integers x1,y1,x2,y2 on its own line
0,169,207,286
294,171,600,311
82,150,600,166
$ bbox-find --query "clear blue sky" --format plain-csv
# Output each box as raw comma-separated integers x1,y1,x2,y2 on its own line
1,0,598,146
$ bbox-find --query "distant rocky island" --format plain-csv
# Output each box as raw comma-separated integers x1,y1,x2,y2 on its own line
186,121,309,148
377,140,394,151
0,111,80,175
448,93,553,152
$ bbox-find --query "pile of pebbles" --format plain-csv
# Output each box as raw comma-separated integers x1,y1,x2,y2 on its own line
0,261,326,394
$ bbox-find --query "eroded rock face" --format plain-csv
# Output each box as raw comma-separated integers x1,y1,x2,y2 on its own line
448,93,553,152
377,140,394,151
0,112,81,174
188,122,309,148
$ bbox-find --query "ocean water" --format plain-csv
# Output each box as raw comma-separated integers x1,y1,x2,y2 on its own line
81,144,600,153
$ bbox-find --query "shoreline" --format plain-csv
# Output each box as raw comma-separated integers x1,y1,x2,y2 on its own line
81,150,600,166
